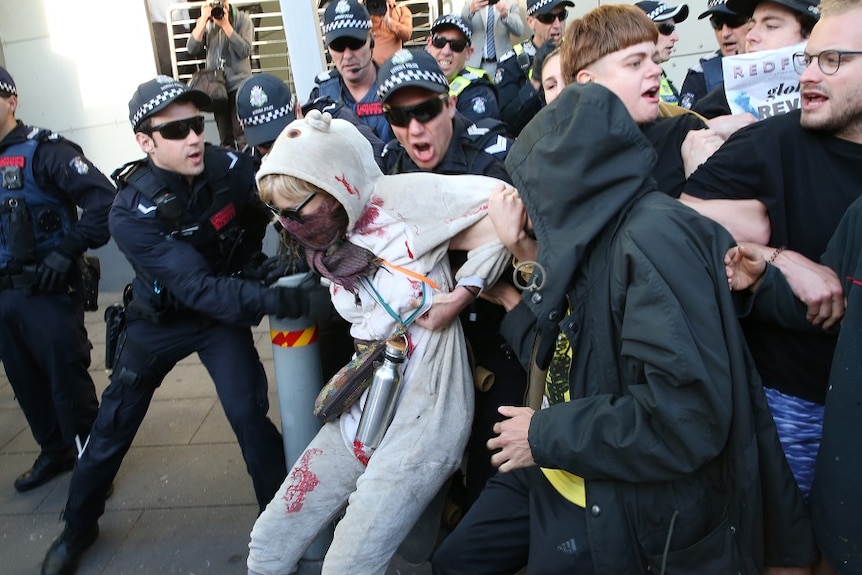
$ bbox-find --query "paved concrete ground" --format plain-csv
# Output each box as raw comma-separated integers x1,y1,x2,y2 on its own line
0,292,432,575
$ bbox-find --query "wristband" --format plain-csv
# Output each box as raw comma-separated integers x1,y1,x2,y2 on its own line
768,246,785,264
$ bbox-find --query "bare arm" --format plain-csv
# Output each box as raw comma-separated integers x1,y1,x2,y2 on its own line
487,185,537,262
678,194,771,245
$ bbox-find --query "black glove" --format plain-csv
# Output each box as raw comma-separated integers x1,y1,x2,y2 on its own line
301,96,342,117
243,253,297,286
35,249,74,293
273,272,331,320
240,252,269,281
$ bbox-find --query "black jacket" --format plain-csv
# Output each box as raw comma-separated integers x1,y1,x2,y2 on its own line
501,83,817,573
110,145,278,325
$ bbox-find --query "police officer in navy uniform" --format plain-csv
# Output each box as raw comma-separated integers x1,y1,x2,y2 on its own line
378,50,526,506
311,0,393,144
425,15,501,125
41,76,329,575
495,0,573,135
0,66,115,493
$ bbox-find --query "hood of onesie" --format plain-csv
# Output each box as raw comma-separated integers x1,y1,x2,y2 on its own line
256,110,383,233
257,110,509,259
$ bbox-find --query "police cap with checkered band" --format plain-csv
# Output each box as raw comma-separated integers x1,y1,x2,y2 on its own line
430,14,473,42
236,73,296,147
376,49,450,104
0,66,17,97
526,0,575,18
323,0,372,46
128,75,211,132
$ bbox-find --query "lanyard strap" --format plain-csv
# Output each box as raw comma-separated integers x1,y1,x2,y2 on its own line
361,276,426,329
380,259,439,290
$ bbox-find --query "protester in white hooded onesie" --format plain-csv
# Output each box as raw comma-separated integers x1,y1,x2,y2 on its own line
247,109,511,575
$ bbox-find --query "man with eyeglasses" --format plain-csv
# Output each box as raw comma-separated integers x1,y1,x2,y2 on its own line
41,76,327,575
426,14,500,124
311,0,393,144
635,1,690,105
496,0,574,136
679,0,752,109
0,66,114,495
681,0,862,533
377,48,523,509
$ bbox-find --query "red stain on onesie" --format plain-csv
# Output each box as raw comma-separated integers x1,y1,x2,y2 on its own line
282,448,323,512
335,174,360,196
353,439,370,467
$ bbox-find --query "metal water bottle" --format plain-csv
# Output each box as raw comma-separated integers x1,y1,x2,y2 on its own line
355,335,408,450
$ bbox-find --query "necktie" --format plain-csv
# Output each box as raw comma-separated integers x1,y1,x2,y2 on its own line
485,7,496,61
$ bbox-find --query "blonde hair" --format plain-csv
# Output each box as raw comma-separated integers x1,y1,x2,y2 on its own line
258,173,322,207
539,47,561,80
819,0,861,17
560,5,658,84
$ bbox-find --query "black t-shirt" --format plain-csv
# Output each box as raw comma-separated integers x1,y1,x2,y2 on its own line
692,83,732,119
642,113,708,198
686,110,862,402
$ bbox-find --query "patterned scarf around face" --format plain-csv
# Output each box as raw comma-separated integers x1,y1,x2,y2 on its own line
278,195,379,293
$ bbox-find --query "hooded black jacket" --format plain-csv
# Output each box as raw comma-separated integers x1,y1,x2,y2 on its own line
500,83,817,573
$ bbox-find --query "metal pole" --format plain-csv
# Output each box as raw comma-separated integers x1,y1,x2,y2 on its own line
269,273,332,575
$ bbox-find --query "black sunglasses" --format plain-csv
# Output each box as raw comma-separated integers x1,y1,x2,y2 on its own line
329,36,367,53
535,10,569,25
144,116,205,140
709,15,750,30
657,22,675,36
430,35,469,53
267,192,317,223
383,94,448,128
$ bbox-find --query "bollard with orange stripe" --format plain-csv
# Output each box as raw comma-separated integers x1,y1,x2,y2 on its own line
268,273,333,563
271,325,319,348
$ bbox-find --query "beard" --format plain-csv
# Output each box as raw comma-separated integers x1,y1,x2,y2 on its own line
801,84,862,140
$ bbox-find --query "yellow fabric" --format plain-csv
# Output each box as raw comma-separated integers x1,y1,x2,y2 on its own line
539,325,586,508
659,73,679,105
449,67,492,97
658,100,708,122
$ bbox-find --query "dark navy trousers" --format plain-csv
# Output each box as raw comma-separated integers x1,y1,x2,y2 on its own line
63,313,286,528
0,288,98,454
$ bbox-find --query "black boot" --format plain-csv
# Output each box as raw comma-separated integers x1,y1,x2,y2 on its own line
41,523,99,575
14,448,76,492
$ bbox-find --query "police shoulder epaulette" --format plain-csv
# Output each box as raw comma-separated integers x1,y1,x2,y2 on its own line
25,126,62,142
498,50,517,63
110,158,148,188
316,70,338,83
522,40,537,57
